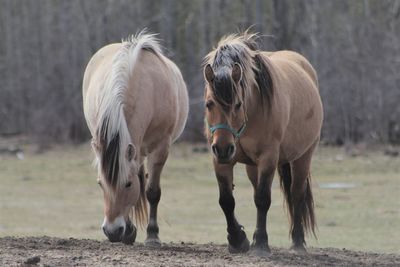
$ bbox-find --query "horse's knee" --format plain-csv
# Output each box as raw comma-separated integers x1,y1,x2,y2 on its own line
254,189,271,211
254,165,275,211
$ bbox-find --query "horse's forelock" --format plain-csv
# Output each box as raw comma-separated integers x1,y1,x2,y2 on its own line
206,41,252,107
211,69,237,106
97,116,121,189
205,32,274,112
102,133,120,188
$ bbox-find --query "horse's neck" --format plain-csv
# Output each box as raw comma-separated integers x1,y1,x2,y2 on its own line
245,85,264,118
245,84,280,130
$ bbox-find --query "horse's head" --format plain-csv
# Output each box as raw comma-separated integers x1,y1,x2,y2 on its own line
204,63,247,164
92,140,140,244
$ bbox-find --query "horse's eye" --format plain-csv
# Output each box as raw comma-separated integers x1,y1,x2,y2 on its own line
206,100,214,110
235,101,242,110
125,181,132,188
97,180,103,188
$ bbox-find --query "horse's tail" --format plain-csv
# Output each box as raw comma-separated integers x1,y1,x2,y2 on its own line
134,165,148,228
302,173,317,238
278,163,294,227
278,163,316,239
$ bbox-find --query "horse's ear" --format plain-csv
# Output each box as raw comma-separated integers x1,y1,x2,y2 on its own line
126,143,136,162
231,63,242,84
204,64,215,84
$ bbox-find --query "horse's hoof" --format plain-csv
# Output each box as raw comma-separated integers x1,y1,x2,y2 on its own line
144,237,162,248
291,244,307,254
250,246,271,258
228,237,250,254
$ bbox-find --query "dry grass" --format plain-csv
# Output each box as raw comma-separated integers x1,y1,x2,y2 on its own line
0,143,399,253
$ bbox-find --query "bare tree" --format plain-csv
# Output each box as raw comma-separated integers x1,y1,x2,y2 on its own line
0,0,399,145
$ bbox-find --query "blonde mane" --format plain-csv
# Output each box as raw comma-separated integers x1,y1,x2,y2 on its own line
95,31,162,196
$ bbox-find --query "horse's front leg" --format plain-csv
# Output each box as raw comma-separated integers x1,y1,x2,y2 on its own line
214,162,250,253
144,141,170,247
251,156,277,256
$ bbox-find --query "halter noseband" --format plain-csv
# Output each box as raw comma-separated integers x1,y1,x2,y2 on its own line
206,119,247,139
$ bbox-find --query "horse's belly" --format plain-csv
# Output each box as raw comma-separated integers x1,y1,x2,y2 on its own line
280,117,322,163
281,91,323,162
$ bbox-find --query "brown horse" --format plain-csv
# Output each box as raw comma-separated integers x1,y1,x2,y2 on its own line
82,31,188,245
203,32,323,255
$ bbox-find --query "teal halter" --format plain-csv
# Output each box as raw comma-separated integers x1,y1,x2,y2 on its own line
206,119,247,139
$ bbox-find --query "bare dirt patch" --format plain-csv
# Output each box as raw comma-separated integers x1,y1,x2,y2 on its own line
0,237,399,266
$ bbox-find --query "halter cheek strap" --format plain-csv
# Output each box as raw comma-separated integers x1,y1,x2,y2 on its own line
206,119,247,139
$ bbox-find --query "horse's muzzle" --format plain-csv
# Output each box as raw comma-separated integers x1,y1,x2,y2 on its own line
212,143,235,163
103,225,124,242
103,219,136,244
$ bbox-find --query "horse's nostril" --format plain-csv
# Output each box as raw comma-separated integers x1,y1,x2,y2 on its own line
104,226,124,242
212,144,219,157
116,226,124,236
227,144,235,156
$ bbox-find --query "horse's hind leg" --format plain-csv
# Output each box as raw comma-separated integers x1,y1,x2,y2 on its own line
290,142,318,252
215,162,250,253
144,140,170,247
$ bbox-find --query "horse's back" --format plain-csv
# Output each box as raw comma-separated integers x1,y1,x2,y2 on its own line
264,50,318,88
126,50,188,145
82,43,122,133
82,43,121,101
267,50,321,113
82,41,188,148
162,56,189,141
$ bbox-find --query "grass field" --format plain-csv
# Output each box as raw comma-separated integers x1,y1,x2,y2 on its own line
0,143,399,253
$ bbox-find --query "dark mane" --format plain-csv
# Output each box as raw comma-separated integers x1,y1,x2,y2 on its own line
98,116,120,188
253,54,274,108
212,45,242,68
210,45,247,107
204,33,274,110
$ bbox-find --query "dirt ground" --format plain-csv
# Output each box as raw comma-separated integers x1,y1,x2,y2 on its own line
0,237,399,267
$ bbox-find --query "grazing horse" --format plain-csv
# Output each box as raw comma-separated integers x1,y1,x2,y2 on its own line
203,32,323,255
82,31,188,245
